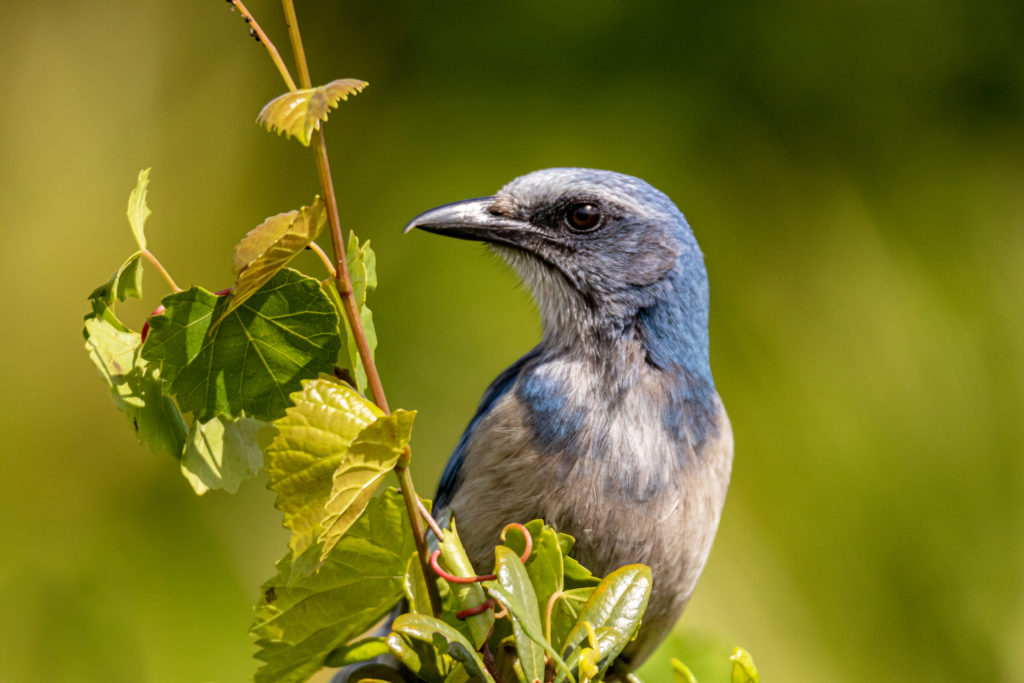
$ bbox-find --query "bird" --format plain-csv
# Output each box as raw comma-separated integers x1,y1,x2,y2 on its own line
404,168,733,669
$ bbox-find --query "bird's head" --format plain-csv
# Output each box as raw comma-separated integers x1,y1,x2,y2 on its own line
405,168,711,376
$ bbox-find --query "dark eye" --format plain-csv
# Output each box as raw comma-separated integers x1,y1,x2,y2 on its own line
566,203,602,231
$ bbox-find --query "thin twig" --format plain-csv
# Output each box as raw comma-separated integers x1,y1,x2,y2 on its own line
140,249,182,292
399,463,444,616
416,495,445,540
228,0,297,91
281,0,390,413
306,241,336,278
277,0,441,617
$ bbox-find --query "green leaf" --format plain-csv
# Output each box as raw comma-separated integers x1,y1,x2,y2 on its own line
438,521,494,648
221,198,327,322
563,555,599,589
729,648,758,683
560,565,651,680
141,268,340,422
319,410,416,560
549,587,595,654
84,316,187,458
89,252,144,309
127,168,151,250
180,415,267,495
387,630,450,683
258,79,369,146
324,637,390,668
670,658,698,683
325,231,378,393
505,521,565,630
404,553,434,616
346,230,377,306
484,546,549,683
266,375,383,579
251,489,413,683
390,614,495,683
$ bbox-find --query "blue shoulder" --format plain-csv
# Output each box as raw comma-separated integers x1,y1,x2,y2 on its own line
434,347,541,509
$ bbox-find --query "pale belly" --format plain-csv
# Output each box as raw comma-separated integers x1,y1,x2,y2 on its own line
446,390,733,667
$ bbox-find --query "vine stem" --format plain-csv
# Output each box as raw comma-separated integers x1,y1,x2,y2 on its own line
307,242,336,278
278,0,442,618
228,0,297,91
140,249,181,293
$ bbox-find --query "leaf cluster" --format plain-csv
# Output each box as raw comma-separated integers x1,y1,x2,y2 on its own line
83,171,378,497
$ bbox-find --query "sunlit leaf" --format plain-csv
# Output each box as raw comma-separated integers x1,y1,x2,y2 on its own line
438,521,494,648
83,316,187,458
324,637,390,668
560,565,651,680
404,553,434,616
221,197,327,321
325,231,378,393
141,268,340,422
390,614,494,683
484,546,547,683
266,375,383,579
251,489,412,683
387,628,450,683
89,252,144,309
549,587,595,654
180,415,267,495
258,78,369,146
319,410,416,560
127,168,151,250
505,520,564,627
730,648,758,683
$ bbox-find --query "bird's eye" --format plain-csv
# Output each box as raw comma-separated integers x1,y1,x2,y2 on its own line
566,203,602,232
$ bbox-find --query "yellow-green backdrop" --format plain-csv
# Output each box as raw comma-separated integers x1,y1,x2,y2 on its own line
1,1,1021,681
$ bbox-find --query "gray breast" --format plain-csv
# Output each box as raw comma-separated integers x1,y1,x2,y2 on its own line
446,365,733,667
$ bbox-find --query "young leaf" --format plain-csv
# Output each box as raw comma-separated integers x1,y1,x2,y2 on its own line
484,546,549,683
560,565,651,679
319,409,416,560
222,198,327,321
549,587,595,654
729,648,758,683
251,488,413,683
141,268,340,422
505,521,565,626
404,553,434,616
90,252,144,308
325,231,378,393
84,316,187,458
265,375,383,579
346,230,377,306
387,630,451,683
258,79,369,146
670,658,699,683
180,415,267,495
390,614,495,683
438,521,495,648
324,636,390,668
563,554,600,589
127,168,151,250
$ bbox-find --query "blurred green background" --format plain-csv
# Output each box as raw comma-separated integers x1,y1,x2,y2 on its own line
1,0,1022,681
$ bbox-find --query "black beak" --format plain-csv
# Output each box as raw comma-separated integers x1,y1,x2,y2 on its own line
403,196,535,248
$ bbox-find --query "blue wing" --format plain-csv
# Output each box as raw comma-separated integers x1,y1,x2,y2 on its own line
433,347,540,509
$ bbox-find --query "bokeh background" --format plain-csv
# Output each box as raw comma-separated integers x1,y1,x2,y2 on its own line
1,0,1022,681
